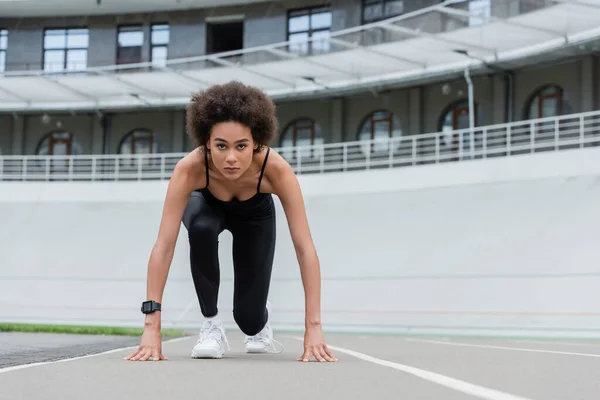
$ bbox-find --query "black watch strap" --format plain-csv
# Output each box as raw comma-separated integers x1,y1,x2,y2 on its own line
141,300,161,314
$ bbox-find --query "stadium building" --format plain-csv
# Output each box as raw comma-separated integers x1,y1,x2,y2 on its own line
0,0,597,165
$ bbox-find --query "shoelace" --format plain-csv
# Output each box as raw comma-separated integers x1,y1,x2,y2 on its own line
198,320,230,351
245,329,284,354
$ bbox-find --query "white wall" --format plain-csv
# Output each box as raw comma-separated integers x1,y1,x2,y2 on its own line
2,147,600,338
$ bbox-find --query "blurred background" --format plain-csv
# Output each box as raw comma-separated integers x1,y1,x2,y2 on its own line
1,0,599,339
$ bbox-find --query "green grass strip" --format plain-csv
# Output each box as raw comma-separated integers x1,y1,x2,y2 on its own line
0,323,185,337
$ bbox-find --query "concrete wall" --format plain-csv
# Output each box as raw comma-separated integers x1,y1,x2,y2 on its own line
1,147,600,338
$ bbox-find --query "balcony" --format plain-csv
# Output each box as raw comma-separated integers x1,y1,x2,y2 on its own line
1,110,599,182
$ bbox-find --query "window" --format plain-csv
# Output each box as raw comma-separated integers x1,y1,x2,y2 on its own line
362,0,404,23
440,100,476,133
439,99,480,152
36,131,83,172
151,24,169,68
119,129,159,155
526,85,572,135
280,118,324,160
358,110,402,154
287,5,332,55
117,25,143,65
0,29,7,73
527,85,571,120
119,129,160,167
43,28,88,72
468,0,491,26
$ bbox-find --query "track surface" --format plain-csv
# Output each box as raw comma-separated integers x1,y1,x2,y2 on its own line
1,331,600,400
0,332,142,369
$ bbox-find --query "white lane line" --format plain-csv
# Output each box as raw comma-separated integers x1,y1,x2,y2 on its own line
407,338,600,358
0,336,191,374
290,336,533,400
512,340,600,348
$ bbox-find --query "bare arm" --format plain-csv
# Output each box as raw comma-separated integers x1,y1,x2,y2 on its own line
272,161,321,327
144,159,195,328
125,159,196,362
270,156,336,362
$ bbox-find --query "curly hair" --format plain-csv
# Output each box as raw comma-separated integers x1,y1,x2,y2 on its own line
185,81,278,153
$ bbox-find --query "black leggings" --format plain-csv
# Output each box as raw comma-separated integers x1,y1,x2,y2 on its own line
182,190,276,336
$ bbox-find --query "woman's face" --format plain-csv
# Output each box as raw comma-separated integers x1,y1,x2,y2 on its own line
206,121,256,181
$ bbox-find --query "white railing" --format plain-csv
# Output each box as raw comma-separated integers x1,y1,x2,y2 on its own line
1,111,600,182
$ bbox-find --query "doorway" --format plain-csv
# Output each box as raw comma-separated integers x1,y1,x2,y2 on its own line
206,20,244,54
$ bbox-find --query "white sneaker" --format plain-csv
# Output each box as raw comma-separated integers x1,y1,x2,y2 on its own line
191,317,230,359
244,301,283,354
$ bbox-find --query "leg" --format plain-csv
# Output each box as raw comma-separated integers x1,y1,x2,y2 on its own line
183,192,229,359
230,212,276,337
183,191,225,318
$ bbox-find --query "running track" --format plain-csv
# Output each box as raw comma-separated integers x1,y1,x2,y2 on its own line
1,331,599,400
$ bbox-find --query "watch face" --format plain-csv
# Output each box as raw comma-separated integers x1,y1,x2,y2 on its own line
141,301,160,313
141,301,153,313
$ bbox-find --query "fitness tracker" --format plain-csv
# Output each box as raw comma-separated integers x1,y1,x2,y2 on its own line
141,300,161,314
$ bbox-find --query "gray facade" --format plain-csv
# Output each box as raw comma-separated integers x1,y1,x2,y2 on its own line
0,0,370,71
0,0,597,156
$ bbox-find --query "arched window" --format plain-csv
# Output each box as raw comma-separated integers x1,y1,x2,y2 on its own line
439,99,478,133
36,131,82,156
526,85,572,120
119,128,159,155
358,109,402,154
438,99,480,151
36,131,83,171
279,118,324,159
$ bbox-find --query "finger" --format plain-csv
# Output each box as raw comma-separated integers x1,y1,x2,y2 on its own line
124,348,141,361
324,347,337,362
317,347,333,362
312,346,327,362
125,346,142,360
131,348,148,361
297,349,311,362
318,344,335,362
139,349,153,361
160,353,168,361
152,349,167,361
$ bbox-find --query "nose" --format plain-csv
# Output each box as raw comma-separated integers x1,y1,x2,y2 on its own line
226,150,236,164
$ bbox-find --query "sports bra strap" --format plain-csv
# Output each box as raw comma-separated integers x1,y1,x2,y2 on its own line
204,148,210,189
256,147,270,193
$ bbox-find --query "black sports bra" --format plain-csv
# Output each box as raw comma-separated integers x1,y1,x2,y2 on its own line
198,147,271,205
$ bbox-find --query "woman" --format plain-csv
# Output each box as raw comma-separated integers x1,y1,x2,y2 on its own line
125,81,336,363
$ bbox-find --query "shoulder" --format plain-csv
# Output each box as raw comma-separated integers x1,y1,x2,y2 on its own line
171,147,205,190
262,147,294,183
260,147,301,199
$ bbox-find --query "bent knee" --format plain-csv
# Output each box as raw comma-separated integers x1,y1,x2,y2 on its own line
233,306,267,336
188,219,219,240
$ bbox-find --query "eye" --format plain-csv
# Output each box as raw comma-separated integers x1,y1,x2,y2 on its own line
216,144,226,150
237,144,247,150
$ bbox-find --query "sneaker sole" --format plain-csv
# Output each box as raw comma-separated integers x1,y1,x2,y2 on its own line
245,344,271,354
245,348,267,354
191,349,225,359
